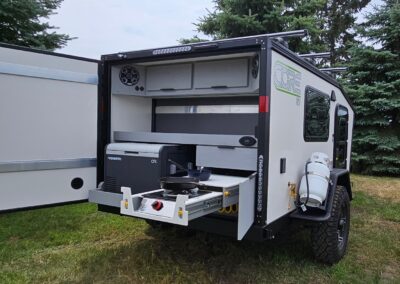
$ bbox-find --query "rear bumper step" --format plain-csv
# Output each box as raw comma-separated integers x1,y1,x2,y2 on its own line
89,189,121,207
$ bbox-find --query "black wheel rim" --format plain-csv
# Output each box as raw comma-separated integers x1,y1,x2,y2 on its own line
337,201,348,250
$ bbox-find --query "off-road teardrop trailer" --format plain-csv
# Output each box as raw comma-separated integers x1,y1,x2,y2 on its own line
90,31,354,264
0,31,354,264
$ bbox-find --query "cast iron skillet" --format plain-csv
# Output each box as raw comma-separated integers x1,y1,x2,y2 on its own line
160,176,201,191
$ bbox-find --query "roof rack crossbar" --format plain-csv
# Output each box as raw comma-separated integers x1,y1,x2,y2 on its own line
319,67,348,73
267,30,308,39
187,30,308,46
299,52,331,59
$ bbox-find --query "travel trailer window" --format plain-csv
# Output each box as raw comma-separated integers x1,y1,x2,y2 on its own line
337,106,349,141
304,87,330,142
334,105,349,168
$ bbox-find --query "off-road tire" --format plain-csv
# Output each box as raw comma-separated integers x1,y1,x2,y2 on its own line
311,186,350,264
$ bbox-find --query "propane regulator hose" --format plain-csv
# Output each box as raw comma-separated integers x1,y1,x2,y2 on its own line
297,161,311,211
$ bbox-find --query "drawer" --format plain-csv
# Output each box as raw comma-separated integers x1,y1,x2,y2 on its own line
122,188,223,226
117,173,256,239
196,145,257,171
146,63,192,91
194,58,249,89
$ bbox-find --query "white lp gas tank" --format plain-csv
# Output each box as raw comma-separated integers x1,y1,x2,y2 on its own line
299,152,331,207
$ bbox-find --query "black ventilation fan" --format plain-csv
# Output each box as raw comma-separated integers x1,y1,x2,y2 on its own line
119,65,140,86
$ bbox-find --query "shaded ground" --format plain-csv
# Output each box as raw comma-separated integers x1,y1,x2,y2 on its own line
0,175,399,283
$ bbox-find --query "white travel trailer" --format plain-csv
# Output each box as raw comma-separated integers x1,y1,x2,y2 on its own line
0,31,354,264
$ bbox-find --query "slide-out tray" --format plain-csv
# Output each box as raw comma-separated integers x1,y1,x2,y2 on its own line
120,174,255,239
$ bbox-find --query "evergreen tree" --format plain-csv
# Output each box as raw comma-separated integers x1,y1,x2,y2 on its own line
320,0,370,65
344,0,400,175
179,35,208,44
182,0,326,53
181,0,370,62
0,0,73,50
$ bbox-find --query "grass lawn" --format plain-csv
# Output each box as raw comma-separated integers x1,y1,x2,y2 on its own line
0,175,399,283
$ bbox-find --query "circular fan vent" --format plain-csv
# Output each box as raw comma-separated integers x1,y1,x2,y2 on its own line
251,55,259,79
119,65,140,86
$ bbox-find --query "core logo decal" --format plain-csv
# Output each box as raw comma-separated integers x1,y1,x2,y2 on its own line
273,61,301,97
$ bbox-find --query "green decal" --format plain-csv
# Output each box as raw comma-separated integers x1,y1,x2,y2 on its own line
273,60,301,97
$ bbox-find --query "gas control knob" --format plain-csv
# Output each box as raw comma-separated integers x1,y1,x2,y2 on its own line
151,200,163,211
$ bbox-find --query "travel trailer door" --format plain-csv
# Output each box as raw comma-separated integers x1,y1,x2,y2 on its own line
0,44,98,211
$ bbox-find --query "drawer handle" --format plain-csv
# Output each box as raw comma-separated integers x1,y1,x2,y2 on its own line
217,146,235,149
211,85,228,89
160,88,176,91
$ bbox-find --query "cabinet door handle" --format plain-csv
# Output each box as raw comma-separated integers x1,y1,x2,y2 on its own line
211,85,228,89
160,88,176,91
217,146,235,149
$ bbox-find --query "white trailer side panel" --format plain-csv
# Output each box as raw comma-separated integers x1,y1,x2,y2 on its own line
0,46,98,211
266,50,354,224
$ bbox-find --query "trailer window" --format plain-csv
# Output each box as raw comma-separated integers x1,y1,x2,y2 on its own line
304,87,330,142
336,106,349,141
334,105,349,168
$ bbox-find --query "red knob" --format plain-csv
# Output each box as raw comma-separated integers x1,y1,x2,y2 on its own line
151,200,163,211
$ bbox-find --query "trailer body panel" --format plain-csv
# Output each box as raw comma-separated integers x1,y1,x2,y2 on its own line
0,45,98,211
266,50,354,224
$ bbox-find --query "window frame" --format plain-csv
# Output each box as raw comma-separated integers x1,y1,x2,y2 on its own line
303,86,331,142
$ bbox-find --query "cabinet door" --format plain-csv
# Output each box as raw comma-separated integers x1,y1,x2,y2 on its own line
0,44,98,212
146,63,192,91
194,58,249,89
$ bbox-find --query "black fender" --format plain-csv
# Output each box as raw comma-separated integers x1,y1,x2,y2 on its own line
330,168,352,200
290,168,352,222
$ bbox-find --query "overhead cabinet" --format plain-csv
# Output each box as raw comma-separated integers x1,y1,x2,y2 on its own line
146,59,250,92
146,63,192,91
193,58,249,89
112,56,258,97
